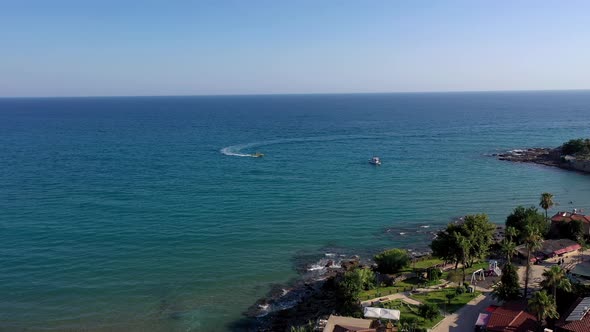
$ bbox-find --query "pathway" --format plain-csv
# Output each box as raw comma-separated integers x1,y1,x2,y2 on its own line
431,293,498,332
360,292,421,307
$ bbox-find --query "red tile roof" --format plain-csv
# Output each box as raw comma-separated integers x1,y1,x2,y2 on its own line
551,212,590,224
557,298,590,332
486,301,537,332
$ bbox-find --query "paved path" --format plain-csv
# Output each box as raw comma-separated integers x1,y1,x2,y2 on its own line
431,293,498,332
360,292,421,307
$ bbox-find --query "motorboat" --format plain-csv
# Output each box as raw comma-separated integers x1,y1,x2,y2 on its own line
369,156,381,165
252,152,264,158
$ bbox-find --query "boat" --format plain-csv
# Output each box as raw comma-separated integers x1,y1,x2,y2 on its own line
369,156,381,165
252,152,264,158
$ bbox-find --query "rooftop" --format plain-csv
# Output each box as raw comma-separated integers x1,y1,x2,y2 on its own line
557,297,590,332
551,211,590,224
486,301,537,332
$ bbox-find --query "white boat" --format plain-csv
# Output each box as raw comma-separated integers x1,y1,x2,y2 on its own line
369,156,381,165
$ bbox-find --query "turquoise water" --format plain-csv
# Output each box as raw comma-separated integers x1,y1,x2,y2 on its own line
1,91,590,331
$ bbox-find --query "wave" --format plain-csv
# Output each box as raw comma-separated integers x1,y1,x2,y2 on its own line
220,134,379,157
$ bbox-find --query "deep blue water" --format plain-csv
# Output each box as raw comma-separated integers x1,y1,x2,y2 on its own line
1,91,590,331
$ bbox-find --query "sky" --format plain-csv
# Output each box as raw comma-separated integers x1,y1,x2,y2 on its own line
1,1,589,97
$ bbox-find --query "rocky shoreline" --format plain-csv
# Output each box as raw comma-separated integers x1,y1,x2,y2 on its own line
230,256,361,331
494,147,590,174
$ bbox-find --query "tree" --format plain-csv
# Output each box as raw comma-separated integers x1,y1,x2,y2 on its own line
562,138,590,156
374,248,411,274
505,226,518,243
501,239,517,264
337,269,364,315
506,206,548,242
455,232,471,283
539,193,554,221
541,265,572,301
492,263,521,301
523,225,543,298
356,268,377,291
445,292,456,305
528,290,559,330
565,219,584,242
431,214,495,270
462,214,495,266
418,303,439,321
431,223,464,268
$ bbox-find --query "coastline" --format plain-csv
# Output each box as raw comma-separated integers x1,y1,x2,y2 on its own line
495,147,590,174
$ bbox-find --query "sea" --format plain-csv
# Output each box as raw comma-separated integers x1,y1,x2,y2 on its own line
1,91,590,331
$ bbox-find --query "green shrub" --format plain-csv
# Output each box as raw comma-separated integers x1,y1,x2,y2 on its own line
418,303,439,320
374,248,411,274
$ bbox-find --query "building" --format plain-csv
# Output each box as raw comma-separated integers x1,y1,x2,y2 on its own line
485,301,537,332
515,239,581,263
551,211,590,236
322,315,396,332
322,315,375,332
555,297,590,332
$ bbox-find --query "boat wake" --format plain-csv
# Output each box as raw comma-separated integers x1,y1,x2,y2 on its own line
220,145,259,157
220,134,378,158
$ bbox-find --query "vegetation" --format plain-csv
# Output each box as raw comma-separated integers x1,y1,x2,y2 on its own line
411,289,480,314
500,238,517,264
374,248,411,274
289,321,314,332
541,265,572,301
430,214,495,281
506,206,548,242
337,268,368,315
556,218,584,242
539,192,554,220
562,138,590,156
492,263,521,301
418,303,439,320
382,300,442,330
528,290,559,330
409,257,444,270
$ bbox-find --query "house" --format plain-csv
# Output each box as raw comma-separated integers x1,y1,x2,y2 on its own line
485,301,537,332
551,211,590,236
555,297,590,332
322,315,375,332
322,315,396,332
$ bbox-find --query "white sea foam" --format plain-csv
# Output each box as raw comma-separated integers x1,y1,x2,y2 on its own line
220,134,379,158
220,146,257,157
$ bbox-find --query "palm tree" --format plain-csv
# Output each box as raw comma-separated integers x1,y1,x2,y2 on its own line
454,232,471,283
505,226,518,243
528,290,559,330
541,265,572,300
501,239,517,264
539,192,554,221
523,225,543,298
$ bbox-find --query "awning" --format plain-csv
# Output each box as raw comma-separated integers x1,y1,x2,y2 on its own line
475,313,490,326
554,244,582,255
363,307,401,320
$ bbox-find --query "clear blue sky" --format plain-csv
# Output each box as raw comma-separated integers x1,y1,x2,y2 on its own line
1,1,589,97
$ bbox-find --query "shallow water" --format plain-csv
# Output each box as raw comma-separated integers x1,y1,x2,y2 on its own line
1,91,590,331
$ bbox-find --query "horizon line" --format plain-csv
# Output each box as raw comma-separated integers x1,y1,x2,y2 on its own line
1,88,589,99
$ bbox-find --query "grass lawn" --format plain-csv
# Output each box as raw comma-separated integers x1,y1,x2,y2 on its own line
412,257,444,270
359,277,445,300
440,261,489,281
381,299,443,329
410,289,481,313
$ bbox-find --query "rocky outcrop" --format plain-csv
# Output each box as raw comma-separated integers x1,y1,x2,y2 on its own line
494,147,590,174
